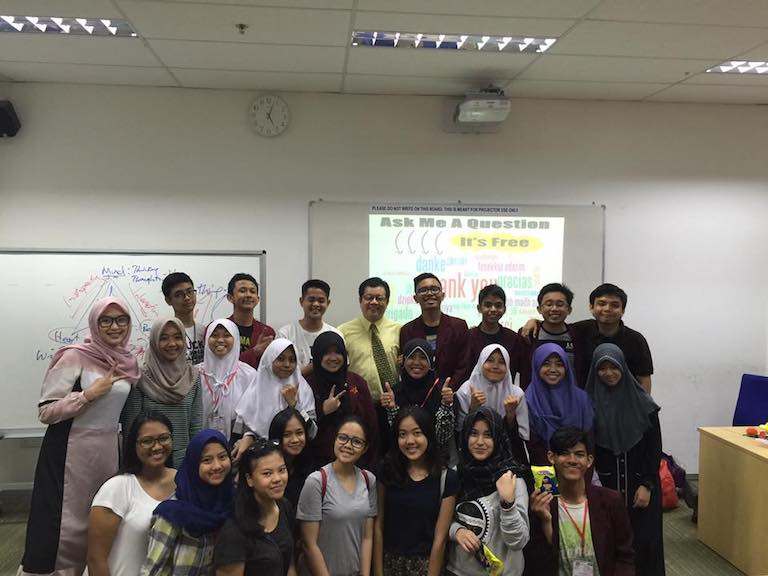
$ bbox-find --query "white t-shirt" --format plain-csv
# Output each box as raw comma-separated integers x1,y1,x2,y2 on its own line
277,321,344,369
91,474,164,576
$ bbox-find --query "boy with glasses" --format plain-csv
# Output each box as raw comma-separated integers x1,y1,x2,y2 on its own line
162,272,206,364
338,277,400,402
526,427,634,576
399,273,469,388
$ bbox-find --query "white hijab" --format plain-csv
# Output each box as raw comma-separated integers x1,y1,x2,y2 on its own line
196,319,256,438
235,338,316,438
456,344,529,440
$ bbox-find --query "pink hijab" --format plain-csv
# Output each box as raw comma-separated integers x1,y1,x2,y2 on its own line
42,298,140,396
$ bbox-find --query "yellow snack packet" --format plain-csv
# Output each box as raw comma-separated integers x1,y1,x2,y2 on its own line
475,544,504,576
531,465,559,495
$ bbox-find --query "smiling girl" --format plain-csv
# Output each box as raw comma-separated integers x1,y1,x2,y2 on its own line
269,408,314,508
122,318,201,467
298,416,377,576
455,344,529,462
447,407,530,576
524,343,593,466
142,429,234,575
586,343,664,576
215,438,296,576
374,406,458,576
197,319,257,443
88,411,177,576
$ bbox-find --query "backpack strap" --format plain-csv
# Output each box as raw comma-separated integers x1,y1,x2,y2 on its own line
439,468,447,499
361,469,370,491
320,467,328,501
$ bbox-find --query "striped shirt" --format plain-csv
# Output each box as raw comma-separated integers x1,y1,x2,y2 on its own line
121,376,203,468
141,514,215,576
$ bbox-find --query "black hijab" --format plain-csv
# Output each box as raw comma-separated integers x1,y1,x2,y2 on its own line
458,407,529,500
395,339,441,416
310,331,352,415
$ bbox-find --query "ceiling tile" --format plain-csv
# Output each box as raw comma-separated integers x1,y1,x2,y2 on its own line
148,40,346,73
0,61,176,85
347,47,534,78
519,54,714,83
344,73,508,95
173,68,342,91
590,0,768,28
648,83,768,103
135,0,353,7
506,79,668,100
551,20,768,59
354,12,574,37
0,35,160,66
0,0,122,18
120,1,351,45
684,71,768,86
731,41,768,60
356,0,601,19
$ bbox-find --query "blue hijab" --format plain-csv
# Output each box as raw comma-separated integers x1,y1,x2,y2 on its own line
525,343,593,446
153,429,234,537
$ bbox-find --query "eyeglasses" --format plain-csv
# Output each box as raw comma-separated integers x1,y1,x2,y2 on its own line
336,433,366,449
137,433,172,448
98,315,130,328
362,294,387,303
416,286,442,295
172,288,197,299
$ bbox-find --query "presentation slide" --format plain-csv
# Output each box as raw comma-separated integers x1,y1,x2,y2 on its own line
369,205,564,329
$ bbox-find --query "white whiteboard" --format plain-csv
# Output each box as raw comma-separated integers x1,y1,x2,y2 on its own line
0,250,265,434
310,201,604,327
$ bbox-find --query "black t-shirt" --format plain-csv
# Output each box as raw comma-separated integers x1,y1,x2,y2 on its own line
571,319,653,386
236,323,254,353
482,329,504,346
382,469,460,556
214,499,294,576
423,322,439,353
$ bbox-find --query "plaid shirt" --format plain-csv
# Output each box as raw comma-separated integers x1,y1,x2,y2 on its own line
141,515,216,576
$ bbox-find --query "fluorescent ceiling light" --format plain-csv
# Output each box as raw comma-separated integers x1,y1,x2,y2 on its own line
0,15,136,36
351,30,557,53
706,60,768,74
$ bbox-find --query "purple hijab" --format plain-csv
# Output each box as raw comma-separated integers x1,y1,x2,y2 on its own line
525,343,593,446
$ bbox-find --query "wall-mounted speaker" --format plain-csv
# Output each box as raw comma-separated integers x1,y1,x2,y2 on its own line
0,101,21,137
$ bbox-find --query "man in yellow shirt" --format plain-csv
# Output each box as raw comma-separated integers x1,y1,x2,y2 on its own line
338,277,401,402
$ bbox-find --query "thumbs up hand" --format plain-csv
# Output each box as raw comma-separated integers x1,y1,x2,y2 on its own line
503,394,520,419
380,382,396,409
441,378,454,406
469,385,487,411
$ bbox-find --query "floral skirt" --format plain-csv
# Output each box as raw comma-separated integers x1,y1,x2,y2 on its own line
383,553,431,576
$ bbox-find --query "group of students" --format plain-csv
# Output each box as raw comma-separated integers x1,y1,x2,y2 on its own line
18,271,664,576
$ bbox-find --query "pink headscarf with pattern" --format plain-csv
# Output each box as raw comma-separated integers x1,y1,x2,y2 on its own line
41,298,140,400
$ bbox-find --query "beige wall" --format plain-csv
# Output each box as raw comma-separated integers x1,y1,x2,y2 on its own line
2,82,767,480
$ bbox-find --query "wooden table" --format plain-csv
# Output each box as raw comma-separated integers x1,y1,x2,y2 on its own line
698,427,768,575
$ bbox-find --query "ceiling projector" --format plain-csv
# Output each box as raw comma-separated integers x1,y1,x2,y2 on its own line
454,87,511,124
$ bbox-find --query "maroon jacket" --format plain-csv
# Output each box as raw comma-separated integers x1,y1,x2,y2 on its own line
525,485,635,576
228,315,276,369
399,313,469,389
462,325,526,388
307,371,380,469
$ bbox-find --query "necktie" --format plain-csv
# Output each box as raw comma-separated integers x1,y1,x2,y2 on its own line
370,323,396,395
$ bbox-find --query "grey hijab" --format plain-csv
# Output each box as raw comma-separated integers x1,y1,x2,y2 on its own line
139,317,196,404
585,343,660,455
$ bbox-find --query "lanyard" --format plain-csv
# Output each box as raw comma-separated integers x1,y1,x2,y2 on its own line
559,498,589,556
420,378,441,409
202,368,239,411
